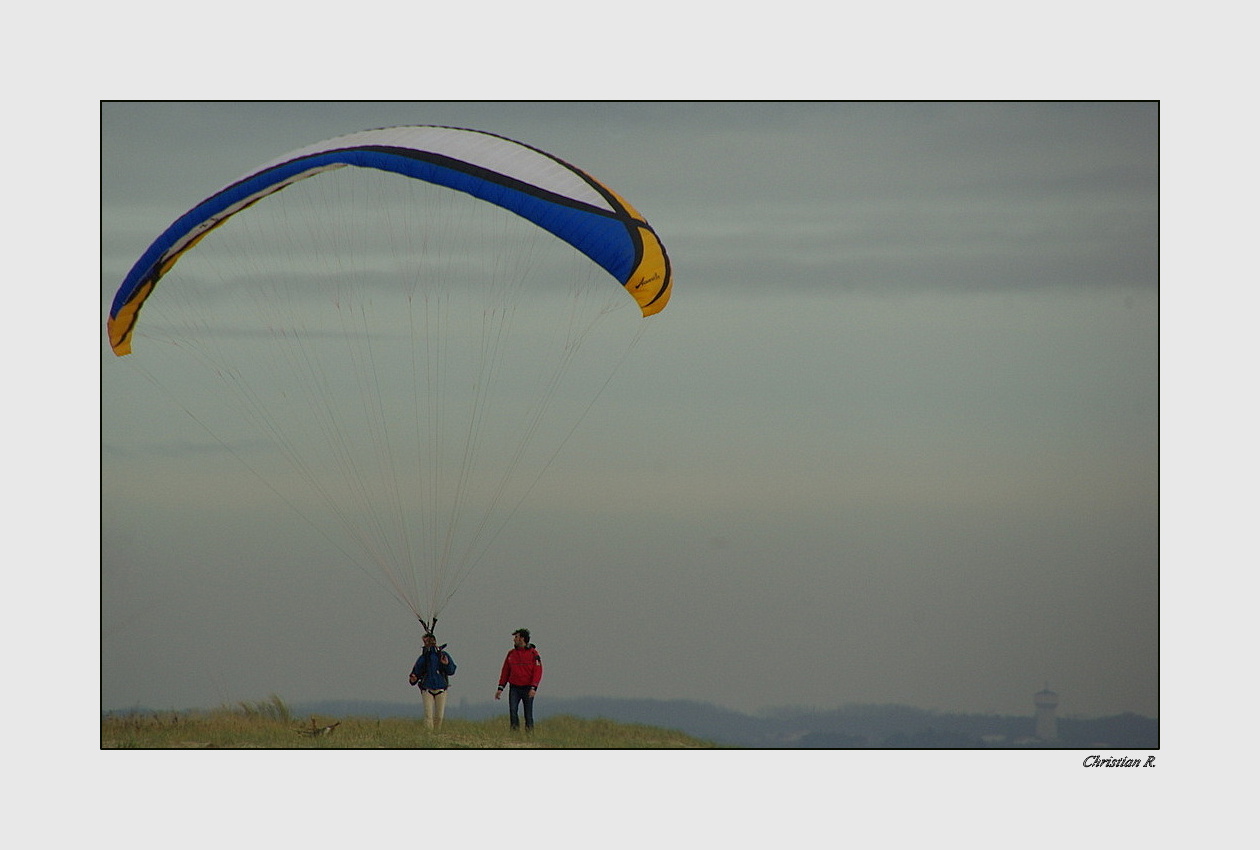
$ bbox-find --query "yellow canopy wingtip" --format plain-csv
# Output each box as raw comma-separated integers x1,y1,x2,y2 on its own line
626,225,672,316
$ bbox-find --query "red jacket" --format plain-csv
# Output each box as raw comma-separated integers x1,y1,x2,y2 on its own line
498,645,543,689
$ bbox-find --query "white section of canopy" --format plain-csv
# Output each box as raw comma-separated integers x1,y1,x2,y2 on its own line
243,126,617,213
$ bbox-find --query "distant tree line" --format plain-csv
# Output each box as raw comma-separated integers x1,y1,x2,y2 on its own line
792,710,1158,749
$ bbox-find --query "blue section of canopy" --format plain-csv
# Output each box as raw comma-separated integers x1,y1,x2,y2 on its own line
111,145,639,322
344,147,639,282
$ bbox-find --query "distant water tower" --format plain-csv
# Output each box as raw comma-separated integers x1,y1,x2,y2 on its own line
1034,686,1059,741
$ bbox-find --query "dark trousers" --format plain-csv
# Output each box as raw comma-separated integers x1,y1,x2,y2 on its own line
508,684,535,730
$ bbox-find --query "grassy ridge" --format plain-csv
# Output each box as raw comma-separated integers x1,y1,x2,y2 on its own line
101,696,719,749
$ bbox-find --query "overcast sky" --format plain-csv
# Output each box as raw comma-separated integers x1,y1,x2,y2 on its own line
100,101,1158,724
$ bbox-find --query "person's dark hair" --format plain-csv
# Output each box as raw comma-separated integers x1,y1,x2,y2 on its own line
513,628,531,644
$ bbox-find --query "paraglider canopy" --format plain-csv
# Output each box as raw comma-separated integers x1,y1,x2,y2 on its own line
106,125,672,628
108,125,672,356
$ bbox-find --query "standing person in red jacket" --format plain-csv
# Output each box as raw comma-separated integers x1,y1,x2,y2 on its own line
495,628,543,731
